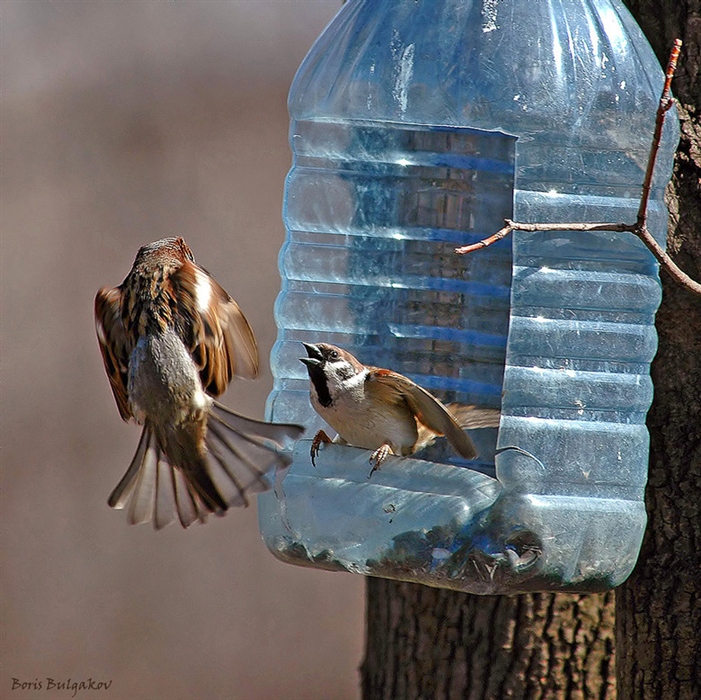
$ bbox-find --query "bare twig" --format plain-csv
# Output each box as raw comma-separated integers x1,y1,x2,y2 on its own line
455,39,701,297
637,38,681,228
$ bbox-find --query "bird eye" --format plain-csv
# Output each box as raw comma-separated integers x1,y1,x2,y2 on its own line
329,350,339,361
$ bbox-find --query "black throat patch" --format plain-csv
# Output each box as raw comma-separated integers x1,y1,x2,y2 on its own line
307,365,333,408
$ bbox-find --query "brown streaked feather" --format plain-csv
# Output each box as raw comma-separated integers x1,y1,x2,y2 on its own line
108,425,210,529
367,368,478,460
446,403,501,430
95,286,132,421
415,403,501,453
170,260,259,397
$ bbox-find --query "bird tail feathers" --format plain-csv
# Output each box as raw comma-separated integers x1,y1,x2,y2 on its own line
107,404,303,530
415,403,501,458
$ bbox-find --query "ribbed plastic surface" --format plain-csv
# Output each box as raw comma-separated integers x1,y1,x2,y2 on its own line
259,0,678,593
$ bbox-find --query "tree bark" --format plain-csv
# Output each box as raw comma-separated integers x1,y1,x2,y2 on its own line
363,582,616,700
362,3,699,699
616,2,701,699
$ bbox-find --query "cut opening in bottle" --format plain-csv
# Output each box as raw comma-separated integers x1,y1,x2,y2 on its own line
269,121,515,476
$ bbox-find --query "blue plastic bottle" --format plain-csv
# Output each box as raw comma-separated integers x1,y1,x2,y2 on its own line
258,0,678,593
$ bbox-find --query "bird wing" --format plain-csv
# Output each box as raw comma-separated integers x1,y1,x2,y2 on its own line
95,286,132,421
170,260,259,397
367,368,478,460
445,403,501,429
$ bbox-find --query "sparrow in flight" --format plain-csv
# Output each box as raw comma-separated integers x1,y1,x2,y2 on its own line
95,237,302,529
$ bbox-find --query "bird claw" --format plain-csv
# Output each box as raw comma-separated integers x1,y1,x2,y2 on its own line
310,430,332,467
368,444,392,479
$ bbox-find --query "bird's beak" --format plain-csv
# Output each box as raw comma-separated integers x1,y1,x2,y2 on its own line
300,342,323,367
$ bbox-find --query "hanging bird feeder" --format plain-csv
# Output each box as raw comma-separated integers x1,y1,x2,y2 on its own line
258,0,678,594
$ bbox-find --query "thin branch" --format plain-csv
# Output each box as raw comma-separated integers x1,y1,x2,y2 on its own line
634,221,701,294
457,223,514,253
456,221,635,255
455,39,701,297
457,220,701,294
637,38,682,228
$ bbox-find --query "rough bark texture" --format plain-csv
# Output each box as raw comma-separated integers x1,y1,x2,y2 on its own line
363,582,616,700
362,3,699,700
616,2,701,699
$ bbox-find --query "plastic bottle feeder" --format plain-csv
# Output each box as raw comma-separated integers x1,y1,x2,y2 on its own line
258,0,679,594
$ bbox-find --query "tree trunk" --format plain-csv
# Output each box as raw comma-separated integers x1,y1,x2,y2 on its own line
363,582,616,700
362,3,699,699
615,2,701,699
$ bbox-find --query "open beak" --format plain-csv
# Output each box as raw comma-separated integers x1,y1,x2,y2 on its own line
300,342,323,368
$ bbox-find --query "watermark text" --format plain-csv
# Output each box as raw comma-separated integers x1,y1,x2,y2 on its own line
11,677,113,697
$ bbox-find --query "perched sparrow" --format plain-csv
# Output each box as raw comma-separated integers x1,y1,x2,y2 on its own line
300,342,500,476
95,237,303,529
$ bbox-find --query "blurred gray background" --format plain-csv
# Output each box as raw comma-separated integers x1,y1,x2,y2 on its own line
1,3,365,699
